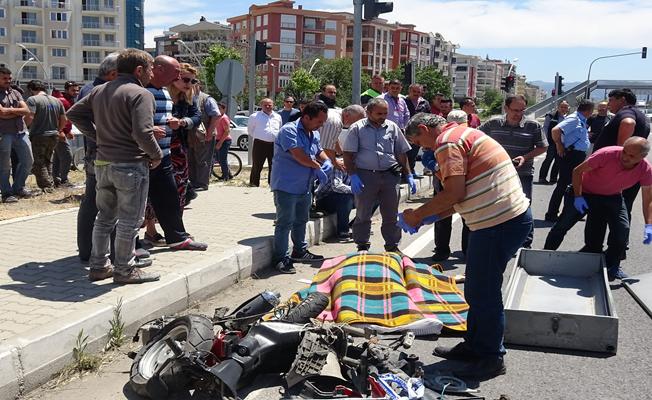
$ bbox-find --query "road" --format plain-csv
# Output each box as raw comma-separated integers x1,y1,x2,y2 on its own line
26,157,652,400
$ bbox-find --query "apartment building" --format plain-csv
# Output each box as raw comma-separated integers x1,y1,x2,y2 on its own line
124,0,143,49
166,18,231,65
393,23,431,68
0,0,127,88
453,53,480,100
430,32,457,78
228,0,348,96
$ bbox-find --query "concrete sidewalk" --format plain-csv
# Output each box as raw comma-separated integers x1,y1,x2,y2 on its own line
0,178,432,399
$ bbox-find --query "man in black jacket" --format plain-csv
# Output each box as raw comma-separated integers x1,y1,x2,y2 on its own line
538,100,569,184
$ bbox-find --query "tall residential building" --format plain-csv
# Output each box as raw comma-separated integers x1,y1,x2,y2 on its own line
0,0,126,88
430,32,457,78
453,54,516,101
124,0,143,49
453,53,480,100
342,15,395,76
228,0,348,97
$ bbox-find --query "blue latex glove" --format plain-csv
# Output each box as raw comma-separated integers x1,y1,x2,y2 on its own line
421,150,437,171
397,212,420,234
422,214,440,225
573,196,589,214
321,159,333,174
644,224,652,245
315,168,328,185
351,174,364,194
407,174,417,194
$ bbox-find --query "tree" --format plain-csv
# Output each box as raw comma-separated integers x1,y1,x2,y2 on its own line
310,58,370,108
415,66,451,100
202,45,243,98
284,68,320,102
480,88,503,118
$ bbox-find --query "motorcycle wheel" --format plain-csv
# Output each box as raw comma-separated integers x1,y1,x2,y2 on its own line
129,314,215,398
282,292,329,324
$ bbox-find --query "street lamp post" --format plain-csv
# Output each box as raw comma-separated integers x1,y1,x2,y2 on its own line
270,63,277,103
586,50,646,98
507,58,519,77
308,58,320,74
15,57,35,86
17,44,50,91
176,40,204,69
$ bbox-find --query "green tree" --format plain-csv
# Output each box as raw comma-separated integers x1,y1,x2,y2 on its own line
479,88,503,118
310,58,370,108
415,66,451,100
284,68,320,102
202,45,243,98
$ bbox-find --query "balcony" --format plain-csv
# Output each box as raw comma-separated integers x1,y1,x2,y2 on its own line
83,56,101,63
303,41,323,47
47,0,71,9
279,37,295,44
82,21,101,29
20,36,41,44
82,3,118,12
15,54,37,61
83,39,100,46
279,52,296,60
303,23,324,32
15,17,40,26
280,22,296,29
16,0,41,7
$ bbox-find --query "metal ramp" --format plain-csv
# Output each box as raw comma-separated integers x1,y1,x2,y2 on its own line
525,80,652,119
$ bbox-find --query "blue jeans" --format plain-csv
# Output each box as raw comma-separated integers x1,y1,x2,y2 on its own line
519,175,533,248
464,209,532,358
0,132,33,196
216,139,232,179
273,190,311,263
316,192,354,235
91,162,149,275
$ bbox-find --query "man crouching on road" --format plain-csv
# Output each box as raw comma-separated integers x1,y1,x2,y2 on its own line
271,101,331,274
67,49,163,284
398,113,532,381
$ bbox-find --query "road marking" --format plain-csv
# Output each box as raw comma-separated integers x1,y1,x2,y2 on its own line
403,214,461,258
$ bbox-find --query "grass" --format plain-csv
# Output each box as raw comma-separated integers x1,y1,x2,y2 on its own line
105,298,126,351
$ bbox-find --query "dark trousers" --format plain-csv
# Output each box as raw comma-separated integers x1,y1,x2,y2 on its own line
148,155,188,244
249,138,274,187
544,190,629,268
52,139,72,183
77,167,116,261
545,150,586,218
316,192,354,235
538,144,559,182
465,209,532,357
353,169,401,249
30,135,57,189
406,144,420,175
188,137,215,190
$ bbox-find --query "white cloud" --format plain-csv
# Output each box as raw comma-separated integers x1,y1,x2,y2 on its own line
385,0,652,48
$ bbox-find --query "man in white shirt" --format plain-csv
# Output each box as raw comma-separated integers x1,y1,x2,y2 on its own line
247,98,282,186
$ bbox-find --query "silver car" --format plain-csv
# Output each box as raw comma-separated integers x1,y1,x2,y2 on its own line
230,116,249,150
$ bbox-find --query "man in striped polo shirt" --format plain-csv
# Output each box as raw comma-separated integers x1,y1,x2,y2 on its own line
400,113,532,381
479,94,547,248
145,55,207,251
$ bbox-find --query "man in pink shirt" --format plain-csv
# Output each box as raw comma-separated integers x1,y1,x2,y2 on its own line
544,137,652,281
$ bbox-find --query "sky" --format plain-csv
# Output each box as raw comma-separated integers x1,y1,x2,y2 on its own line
144,0,652,83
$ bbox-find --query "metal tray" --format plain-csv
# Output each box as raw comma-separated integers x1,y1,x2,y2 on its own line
503,249,618,353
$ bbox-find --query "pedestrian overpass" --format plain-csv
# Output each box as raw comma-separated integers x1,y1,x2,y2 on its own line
525,80,652,119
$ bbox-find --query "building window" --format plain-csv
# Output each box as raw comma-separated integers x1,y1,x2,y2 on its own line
51,30,68,39
324,35,336,45
50,0,67,8
0,9,5,19
325,20,336,30
51,48,67,57
279,62,294,74
83,50,100,63
104,16,115,28
256,15,261,27
324,49,335,59
281,29,295,43
279,44,295,59
22,30,37,43
83,68,99,81
50,12,67,22
22,66,37,79
51,66,66,80
280,14,296,29
83,33,100,46
303,33,315,45
0,46,4,55
0,28,5,37
279,77,290,88
82,15,100,28
105,33,115,43
304,18,316,30
262,29,268,41
263,14,268,26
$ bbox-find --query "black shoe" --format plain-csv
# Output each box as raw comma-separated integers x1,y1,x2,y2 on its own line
275,257,296,274
433,342,479,361
431,250,450,262
194,186,208,192
1,195,18,203
384,246,404,256
537,178,549,185
15,189,32,198
453,357,506,381
133,258,153,268
310,210,325,218
357,243,370,252
291,249,324,263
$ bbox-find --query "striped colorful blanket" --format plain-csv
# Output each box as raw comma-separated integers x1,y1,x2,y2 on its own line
292,252,468,335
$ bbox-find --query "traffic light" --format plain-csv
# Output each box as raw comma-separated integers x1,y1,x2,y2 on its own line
643,47,647,59
505,75,515,92
363,0,393,21
403,62,414,86
255,40,272,66
555,75,564,96
500,77,507,92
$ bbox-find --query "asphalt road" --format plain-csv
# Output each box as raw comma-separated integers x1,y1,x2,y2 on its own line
27,157,652,400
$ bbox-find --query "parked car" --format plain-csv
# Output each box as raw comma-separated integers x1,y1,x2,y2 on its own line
230,119,249,150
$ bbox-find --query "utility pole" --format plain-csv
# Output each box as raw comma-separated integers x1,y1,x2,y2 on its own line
585,47,648,98
352,0,363,105
247,14,256,166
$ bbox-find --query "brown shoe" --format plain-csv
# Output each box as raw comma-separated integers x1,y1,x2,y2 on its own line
89,266,113,282
113,268,160,284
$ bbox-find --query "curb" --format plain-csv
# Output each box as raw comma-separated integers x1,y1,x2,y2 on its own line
0,178,432,399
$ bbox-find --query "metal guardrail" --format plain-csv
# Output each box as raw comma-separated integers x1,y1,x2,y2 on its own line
525,80,595,119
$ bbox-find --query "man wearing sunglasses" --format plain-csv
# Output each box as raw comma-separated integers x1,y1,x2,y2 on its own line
279,96,299,125
478,94,548,248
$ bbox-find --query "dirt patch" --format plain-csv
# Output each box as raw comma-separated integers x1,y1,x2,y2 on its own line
0,170,86,221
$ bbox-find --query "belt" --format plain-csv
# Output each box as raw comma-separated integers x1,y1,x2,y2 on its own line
359,168,393,173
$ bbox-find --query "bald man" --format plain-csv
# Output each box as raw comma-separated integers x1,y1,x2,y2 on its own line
544,137,652,281
248,98,282,186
